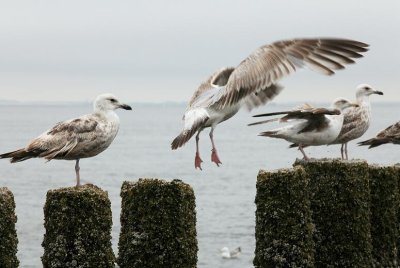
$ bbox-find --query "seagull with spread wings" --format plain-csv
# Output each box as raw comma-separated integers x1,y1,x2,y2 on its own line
250,99,359,160
0,94,132,186
171,38,369,169
288,84,383,159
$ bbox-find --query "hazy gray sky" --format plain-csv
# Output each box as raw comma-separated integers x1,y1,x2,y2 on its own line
0,0,399,103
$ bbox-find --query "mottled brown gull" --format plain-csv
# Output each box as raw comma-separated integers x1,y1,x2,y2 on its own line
358,121,400,148
171,37,369,169
0,93,132,186
330,84,383,159
250,99,358,160
287,84,383,159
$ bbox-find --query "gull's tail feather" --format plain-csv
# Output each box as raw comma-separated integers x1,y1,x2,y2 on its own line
258,130,279,137
171,116,209,150
248,118,279,126
289,143,299,148
358,138,389,148
0,149,37,163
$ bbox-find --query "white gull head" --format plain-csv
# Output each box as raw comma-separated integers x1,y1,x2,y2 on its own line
94,93,132,112
355,84,383,101
331,98,359,111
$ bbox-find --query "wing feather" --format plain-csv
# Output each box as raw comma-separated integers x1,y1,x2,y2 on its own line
213,38,368,108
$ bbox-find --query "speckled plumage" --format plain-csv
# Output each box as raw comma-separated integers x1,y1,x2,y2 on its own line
331,84,383,159
172,37,369,169
359,121,400,148
0,93,132,186
252,99,358,160
334,101,371,144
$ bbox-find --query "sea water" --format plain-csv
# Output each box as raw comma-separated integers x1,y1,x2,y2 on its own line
0,102,398,268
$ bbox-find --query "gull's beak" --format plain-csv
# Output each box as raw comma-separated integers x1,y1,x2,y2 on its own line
119,103,132,110
373,90,384,95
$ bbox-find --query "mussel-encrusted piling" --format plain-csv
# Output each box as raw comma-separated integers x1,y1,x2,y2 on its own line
118,179,197,268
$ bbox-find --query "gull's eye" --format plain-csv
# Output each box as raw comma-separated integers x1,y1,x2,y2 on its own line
109,98,117,103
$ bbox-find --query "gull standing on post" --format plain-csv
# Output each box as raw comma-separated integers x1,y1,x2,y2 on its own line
288,84,384,159
0,94,132,186
358,121,400,148
249,99,359,160
330,84,383,159
171,38,369,169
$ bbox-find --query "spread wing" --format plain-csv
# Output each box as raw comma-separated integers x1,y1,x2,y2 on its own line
213,38,368,108
251,106,340,134
187,67,235,109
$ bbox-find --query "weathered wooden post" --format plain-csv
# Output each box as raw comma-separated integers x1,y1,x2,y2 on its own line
295,159,372,267
118,179,197,268
41,185,115,268
254,167,315,268
0,187,19,268
369,165,399,266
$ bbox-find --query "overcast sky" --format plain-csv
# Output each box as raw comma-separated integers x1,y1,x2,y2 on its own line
0,0,399,103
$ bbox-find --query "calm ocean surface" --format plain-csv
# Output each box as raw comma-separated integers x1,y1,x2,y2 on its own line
0,102,398,268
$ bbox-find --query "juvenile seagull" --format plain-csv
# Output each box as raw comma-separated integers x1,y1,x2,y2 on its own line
288,84,383,159
250,99,359,160
0,94,132,186
330,84,383,159
171,38,369,169
358,121,400,148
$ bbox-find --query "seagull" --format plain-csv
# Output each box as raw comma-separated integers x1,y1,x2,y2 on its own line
287,84,383,159
250,99,359,160
0,94,132,186
171,38,369,169
220,247,241,259
358,121,400,148
330,84,383,159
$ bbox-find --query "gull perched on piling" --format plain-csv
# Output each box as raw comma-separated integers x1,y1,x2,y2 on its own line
171,38,369,169
250,99,359,160
358,121,400,148
330,84,383,159
0,94,132,186
288,84,383,159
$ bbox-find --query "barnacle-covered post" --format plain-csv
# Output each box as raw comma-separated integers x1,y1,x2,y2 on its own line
41,185,115,268
254,167,315,268
118,179,197,268
295,159,372,267
369,165,399,266
0,187,19,268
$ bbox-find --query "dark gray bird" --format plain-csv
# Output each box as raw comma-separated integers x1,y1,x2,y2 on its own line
171,38,369,169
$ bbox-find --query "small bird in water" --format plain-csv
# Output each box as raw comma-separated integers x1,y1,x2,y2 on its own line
250,99,359,160
220,247,241,259
0,94,132,186
171,38,369,170
358,121,400,148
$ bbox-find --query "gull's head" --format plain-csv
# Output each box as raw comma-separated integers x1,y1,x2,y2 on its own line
94,93,132,112
356,84,384,99
332,98,359,111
